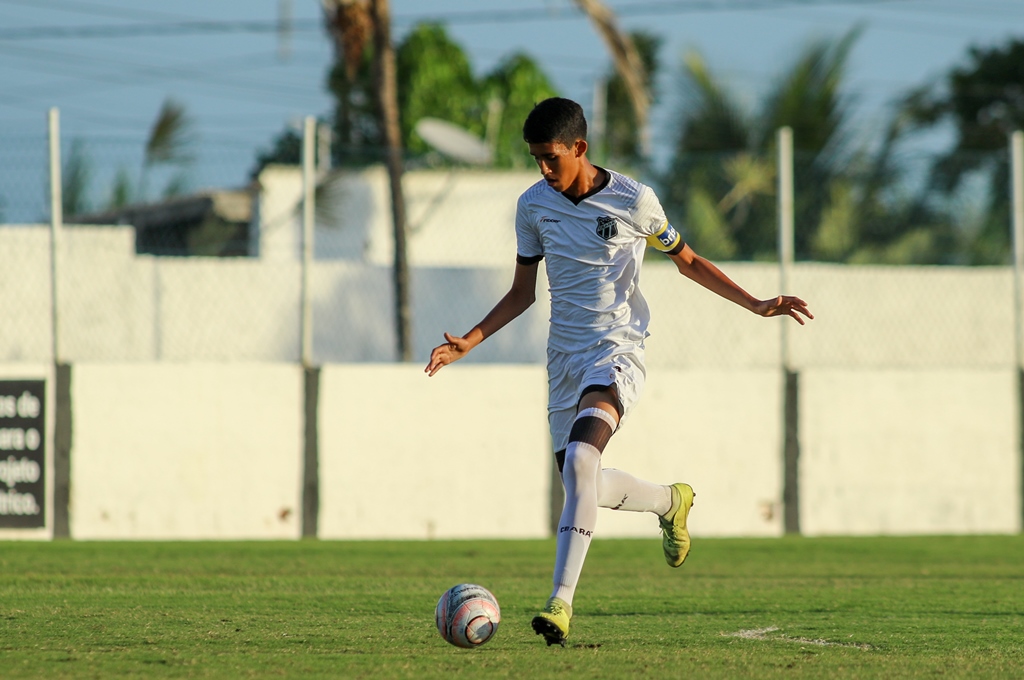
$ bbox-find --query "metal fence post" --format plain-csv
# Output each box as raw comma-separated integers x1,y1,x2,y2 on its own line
1011,130,1024,532
48,108,62,365
48,108,72,539
300,115,315,368
300,116,320,538
778,127,794,370
777,126,800,535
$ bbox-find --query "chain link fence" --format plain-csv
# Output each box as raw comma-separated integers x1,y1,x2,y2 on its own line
0,134,50,226
1,127,1021,371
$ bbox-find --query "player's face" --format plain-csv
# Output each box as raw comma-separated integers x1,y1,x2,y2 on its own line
528,141,583,193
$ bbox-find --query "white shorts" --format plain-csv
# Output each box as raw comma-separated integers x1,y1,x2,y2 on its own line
546,341,646,452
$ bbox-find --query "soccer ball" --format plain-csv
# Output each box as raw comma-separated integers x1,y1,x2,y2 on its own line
435,583,501,648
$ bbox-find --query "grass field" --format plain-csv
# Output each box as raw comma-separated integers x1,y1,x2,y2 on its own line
1,535,1022,678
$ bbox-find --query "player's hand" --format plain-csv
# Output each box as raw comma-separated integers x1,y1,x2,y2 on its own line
754,296,813,325
425,332,473,376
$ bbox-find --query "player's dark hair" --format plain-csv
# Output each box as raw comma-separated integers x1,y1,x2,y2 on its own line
522,97,587,146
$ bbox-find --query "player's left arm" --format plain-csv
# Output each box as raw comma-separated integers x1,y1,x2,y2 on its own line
666,242,813,325
637,188,811,324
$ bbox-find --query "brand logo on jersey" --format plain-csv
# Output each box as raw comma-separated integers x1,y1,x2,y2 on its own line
540,216,561,223
596,216,618,240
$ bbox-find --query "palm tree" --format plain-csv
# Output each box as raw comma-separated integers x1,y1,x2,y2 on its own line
139,98,195,202
63,139,91,218
663,28,928,263
323,0,411,361
901,38,1024,264
574,0,651,159
603,31,662,173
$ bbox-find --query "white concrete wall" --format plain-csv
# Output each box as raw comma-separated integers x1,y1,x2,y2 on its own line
800,368,1021,535
599,369,785,538
0,228,54,363
317,364,551,539
69,363,303,540
641,262,782,369
789,265,1014,369
255,164,538,266
58,227,153,361
317,365,784,540
2,225,1017,370
0,361,1018,539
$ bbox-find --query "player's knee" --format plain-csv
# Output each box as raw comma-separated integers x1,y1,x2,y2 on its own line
568,407,616,453
563,443,600,479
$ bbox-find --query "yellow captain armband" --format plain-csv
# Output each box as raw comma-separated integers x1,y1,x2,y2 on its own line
645,221,683,254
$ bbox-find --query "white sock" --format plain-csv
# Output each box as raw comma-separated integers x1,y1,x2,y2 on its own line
551,439,601,606
598,468,673,516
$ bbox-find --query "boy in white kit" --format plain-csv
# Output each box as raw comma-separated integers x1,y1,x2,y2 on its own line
425,97,812,646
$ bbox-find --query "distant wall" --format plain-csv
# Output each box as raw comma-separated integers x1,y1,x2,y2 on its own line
799,368,1019,535
1,225,1020,539
1,361,1017,540
0,225,1011,368
68,363,303,540
317,364,551,540
1,226,1015,370
597,369,785,538
256,165,539,267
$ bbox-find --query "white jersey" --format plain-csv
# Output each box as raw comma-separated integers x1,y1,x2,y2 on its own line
515,169,681,354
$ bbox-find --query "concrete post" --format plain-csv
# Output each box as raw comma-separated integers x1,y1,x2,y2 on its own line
300,116,315,368
48,108,62,365
777,126,800,535
1011,130,1024,532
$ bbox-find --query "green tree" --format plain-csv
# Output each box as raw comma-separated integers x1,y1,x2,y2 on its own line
662,49,771,260
63,139,91,218
251,126,303,177
483,53,559,168
327,48,379,166
662,28,952,264
397,23,482,155
106,98,196,210
903,38,1024,264
281,21,558,171
109,168,133,210
140,98,195,201
603,31,661,172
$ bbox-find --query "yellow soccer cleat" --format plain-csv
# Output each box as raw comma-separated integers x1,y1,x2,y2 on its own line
659,483,695,568
531,596,572,647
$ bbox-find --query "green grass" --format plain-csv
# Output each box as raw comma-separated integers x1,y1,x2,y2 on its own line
1,536,1023,678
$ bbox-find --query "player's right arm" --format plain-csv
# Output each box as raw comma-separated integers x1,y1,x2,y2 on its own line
425,260,539,377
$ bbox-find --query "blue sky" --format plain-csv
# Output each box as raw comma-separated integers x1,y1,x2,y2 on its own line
0,0,1020,221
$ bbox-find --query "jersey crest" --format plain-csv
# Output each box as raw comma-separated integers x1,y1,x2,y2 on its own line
595,215,618,240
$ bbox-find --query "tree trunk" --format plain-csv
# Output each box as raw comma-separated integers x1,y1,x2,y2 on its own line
370,0,411,361
573,0,650,159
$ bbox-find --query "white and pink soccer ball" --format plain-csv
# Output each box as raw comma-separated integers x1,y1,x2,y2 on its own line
435,583,501,648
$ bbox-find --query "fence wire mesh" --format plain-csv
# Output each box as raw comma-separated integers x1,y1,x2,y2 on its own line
0,132,1020,370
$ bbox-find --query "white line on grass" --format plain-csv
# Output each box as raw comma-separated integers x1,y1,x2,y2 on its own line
723,627,874,650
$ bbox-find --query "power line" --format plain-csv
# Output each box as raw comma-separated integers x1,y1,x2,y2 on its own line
0,0,195,22
0,41,328,109
0,0,945,41
0,18,321,41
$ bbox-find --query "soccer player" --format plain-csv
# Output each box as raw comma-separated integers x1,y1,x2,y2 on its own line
425,97,812,647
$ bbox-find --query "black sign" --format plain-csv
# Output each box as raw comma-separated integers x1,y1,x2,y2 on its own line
0,380,46,529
